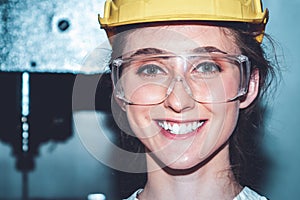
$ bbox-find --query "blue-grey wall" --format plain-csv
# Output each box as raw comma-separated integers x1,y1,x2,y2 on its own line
262,0,300,199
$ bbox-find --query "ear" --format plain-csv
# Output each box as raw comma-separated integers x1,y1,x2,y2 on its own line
239,69,259,109
113,93,127,112
111,73,127,112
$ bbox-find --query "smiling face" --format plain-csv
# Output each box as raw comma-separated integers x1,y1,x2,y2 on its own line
111,24,258,170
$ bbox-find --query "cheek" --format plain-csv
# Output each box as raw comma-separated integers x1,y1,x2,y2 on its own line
199,103,240,159
125,106,160,139
214,102,239,133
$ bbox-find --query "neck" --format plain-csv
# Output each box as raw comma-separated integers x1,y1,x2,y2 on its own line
139,143,241,200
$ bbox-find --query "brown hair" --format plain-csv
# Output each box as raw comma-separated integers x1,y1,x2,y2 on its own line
225,23,280,190
108,21,280,193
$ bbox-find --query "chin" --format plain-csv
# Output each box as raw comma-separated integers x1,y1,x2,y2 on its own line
158,151,206,171
167,161,199,171
155,144,224,173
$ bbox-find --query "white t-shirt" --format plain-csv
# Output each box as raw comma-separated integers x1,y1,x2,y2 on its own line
123,187,267,200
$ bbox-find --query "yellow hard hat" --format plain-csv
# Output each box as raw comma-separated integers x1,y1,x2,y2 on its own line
99,0,269,42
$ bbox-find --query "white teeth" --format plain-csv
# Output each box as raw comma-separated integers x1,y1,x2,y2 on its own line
172,124,180,134
164,121,168,129
158,121,204,135
192,122,198,130
179,124,187,134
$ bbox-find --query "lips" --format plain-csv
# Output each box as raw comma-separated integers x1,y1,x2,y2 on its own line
157,120,205,135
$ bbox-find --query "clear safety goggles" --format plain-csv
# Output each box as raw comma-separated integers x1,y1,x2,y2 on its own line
111,53,250,105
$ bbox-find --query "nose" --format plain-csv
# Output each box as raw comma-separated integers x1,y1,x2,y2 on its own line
164,76,195,113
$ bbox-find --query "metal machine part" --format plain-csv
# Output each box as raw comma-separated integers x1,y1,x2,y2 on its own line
0,0,109,74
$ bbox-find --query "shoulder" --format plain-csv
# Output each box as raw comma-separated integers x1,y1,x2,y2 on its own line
124,187,267,200
234,187,268,200
123,189,143,200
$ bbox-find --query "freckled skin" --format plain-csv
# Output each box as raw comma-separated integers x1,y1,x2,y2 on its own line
119,25,241,170
112,24,260,200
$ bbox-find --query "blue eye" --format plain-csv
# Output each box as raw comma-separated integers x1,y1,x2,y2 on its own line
190,62,222,79
137,64,166,76
195,62,221,73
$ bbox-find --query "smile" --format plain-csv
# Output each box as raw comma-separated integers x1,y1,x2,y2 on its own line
158,120,205,135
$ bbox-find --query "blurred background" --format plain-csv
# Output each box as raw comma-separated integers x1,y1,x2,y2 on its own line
0,0,299,199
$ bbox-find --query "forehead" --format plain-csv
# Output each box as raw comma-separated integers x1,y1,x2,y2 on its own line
114,24,240,56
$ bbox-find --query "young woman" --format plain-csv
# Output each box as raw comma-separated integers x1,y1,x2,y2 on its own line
98,0,278,199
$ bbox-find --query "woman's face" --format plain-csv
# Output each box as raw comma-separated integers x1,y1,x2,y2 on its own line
113,24,257,170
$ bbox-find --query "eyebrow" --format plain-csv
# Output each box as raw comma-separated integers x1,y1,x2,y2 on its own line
191,46,227,54
129,48,169,57
127,46,227,58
